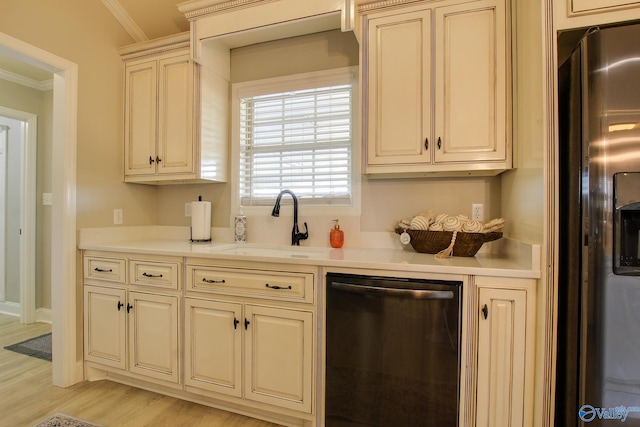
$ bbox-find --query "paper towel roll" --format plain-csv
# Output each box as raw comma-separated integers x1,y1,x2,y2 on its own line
191,200,211,241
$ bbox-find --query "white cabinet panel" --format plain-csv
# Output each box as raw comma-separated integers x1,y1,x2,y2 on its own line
84,285,126,369
476,287,527,427
128,291,180,384
184,298,242,397
244,305,313,413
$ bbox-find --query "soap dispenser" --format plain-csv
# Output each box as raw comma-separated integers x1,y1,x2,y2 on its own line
330,219,344,248
234,206,247,243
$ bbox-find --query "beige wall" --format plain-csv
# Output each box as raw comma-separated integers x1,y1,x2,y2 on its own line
500,0,545,243
1,0,157,231
0,0,163,310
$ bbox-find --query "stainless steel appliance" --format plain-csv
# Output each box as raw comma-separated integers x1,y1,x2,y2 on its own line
557,22,640,426
324,273,462,426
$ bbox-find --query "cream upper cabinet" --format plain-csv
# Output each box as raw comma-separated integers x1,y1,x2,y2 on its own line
362,0,511,176
555,0,640,29
124,52,193,179
120,33,228,184
475,279,535,427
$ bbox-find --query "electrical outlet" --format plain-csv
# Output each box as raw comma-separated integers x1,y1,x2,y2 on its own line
114,208,123,225
472,204,484,222
185,202,192,217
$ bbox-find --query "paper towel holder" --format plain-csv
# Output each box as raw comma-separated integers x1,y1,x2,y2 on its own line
190,195,212,243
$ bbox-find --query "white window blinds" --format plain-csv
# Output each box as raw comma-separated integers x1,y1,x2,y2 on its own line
238,74,353,207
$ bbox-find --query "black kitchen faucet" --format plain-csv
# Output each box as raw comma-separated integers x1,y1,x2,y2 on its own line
271,190,309,245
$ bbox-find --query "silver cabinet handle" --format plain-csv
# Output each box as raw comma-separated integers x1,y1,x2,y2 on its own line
331,282,454,300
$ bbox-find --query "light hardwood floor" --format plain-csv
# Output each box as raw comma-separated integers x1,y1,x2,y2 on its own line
0,314,281,427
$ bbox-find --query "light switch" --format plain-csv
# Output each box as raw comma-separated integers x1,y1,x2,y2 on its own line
42,193,53,206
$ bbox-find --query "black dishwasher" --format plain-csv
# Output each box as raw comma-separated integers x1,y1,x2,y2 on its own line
325,273,462,427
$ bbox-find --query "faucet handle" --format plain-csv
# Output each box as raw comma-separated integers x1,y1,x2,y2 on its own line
293,222,309,245
300,222,309,240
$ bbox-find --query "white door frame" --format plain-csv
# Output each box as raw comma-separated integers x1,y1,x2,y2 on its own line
0,32,79,387
0,109,37,324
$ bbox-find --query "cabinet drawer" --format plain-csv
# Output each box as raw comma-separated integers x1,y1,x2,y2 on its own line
186,265,314,303
84,256,127,284
130,259,180,290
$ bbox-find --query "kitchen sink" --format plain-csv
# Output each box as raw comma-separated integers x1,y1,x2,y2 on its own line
210,243,330,259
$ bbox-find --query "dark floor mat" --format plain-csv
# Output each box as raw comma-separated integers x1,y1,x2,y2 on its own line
4,332,52,361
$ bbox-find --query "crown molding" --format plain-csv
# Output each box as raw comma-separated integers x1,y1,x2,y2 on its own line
117,32,190,60
178,0,278,20
101,0,149,43
0,68,53,91
358,0,424,12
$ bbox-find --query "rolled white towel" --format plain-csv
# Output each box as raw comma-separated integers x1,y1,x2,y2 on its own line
410,215,432,230
482,217,505,233
397,219,411,230
462,220,484,233
443,215,464,231
434,213,449,224
418,210,436,223
428,222,444,231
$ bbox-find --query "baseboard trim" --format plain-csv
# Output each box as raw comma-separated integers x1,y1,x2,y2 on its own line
0,301,20,317
36,308,52,324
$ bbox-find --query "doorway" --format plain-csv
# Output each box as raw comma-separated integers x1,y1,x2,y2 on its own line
0,110,37,324
0,33,78,387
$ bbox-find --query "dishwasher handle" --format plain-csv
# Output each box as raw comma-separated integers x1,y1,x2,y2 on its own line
331,281,454,300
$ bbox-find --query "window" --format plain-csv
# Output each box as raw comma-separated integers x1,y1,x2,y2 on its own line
234,68,355,207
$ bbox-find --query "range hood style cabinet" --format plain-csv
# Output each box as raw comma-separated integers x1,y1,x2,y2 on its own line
118,33,228,184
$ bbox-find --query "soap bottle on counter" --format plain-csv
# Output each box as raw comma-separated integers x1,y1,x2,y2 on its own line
234,206,247,243
330,219,344,248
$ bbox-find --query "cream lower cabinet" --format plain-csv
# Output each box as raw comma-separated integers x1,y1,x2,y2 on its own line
184,260,316,417
185,299,313,413
475,280,535,427
84,285,181,384
362,0,510,176
83,252,182,386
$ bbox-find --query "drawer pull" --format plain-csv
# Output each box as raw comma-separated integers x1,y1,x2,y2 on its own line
265,283,292,290
94,267,113,273
481,304,488,319
244,318,250,330
234,318,239,330
117,301,124,311
142,272,163,278
127,303,133,313
202,278,226,284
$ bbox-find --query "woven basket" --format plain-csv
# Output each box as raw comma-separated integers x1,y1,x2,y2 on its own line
395,228,503,256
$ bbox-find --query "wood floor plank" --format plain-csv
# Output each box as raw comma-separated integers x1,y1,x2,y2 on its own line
0,314,282,427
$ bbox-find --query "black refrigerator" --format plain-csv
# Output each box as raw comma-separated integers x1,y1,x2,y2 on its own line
557,22,640,426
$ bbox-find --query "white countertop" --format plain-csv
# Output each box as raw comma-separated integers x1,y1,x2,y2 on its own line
78,228,541,279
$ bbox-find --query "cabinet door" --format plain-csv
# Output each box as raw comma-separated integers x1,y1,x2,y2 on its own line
128,291,180,384
364,8,432,167
476,287,527,427
157,54,194,175
124,60,157,176
84,285,126,369
184,298,242,397
571,0,640,14
434,0,507,164
244,305,313,413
